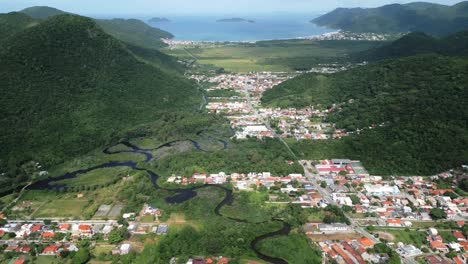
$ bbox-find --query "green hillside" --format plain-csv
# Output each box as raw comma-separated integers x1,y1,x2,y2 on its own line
96,19,172,49
312,1,468,35
354,31,468,61
263,55,468,175
20,6,172,49
20,6,68,19
0,15,199,187
0,12,38,42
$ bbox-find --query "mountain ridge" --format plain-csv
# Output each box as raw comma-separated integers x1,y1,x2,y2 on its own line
312,1,468,36
19,6,173,49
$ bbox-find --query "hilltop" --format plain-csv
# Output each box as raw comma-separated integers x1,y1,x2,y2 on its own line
354,30,468,61
0,15,199,189
20,6,68,19
312,1,468,36
262,55,468,175
19,6,173,49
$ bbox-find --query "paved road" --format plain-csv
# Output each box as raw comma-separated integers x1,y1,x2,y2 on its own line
300,161,380,244
242,85,297,159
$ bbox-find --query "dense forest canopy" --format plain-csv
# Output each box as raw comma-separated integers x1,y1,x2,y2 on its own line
312,1,468,36
355,30,468,61
263,55,468,175
0,14,200,190
20,6,172,49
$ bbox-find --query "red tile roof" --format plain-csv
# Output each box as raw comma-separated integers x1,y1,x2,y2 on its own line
13,259,25,264
453,231,465,240
78,225,91,231
31,225,42,232
359,237,375,248
42,231,55,238
43,245,59,254
59,224,70,231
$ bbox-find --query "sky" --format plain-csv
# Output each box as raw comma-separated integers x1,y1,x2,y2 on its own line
0,0,464,16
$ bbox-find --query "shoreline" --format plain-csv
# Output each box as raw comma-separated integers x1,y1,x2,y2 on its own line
162,30,399,46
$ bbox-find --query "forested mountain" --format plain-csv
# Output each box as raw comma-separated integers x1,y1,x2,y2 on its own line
262,55,468,175
0,15,199,189
20,6,172,49
20,6,68,19
95,19,172,49
0,12,38,42
312,1,468,36
355,31,468,61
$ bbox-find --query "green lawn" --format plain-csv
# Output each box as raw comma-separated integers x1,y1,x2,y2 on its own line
33,199,90,218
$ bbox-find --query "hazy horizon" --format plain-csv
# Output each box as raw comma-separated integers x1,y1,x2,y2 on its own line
0,0,464,16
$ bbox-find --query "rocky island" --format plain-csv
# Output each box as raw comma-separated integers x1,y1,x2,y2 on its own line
149,17,170,23
216,18,255,23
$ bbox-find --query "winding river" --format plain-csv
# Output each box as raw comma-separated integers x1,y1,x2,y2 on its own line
26,134,290,263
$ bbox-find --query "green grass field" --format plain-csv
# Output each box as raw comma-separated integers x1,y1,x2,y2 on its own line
33,199,90,218
165,40,380,73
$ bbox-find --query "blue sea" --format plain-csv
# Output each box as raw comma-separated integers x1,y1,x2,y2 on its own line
144,14,332,41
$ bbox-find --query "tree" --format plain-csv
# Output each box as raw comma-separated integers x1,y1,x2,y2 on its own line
73,248,90,264
320,181,327,188
108,227,129,244
430,208,447,220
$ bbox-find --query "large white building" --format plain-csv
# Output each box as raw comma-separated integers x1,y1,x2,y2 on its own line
364,184,400,196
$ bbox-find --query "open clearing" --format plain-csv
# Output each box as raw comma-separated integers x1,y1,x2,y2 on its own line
308,232,362,242
33,199,89,218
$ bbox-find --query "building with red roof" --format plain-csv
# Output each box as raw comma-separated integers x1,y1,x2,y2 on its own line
387,219,402,227
13,258,26,264
30,225,42,233
430,241,449,253
453,231,466,241
217,257,229,264
59,224,70,231
358,237,375,248
453,257,464,264
42,245,59,255
42,231,55,239
15,246,32,253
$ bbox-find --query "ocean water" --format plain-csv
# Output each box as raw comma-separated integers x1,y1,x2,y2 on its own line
146,14,332,41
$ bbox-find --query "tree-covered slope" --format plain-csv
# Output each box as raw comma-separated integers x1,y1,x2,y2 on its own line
0,12,38,42
96,19,172,49
312,1,468,36
19,6,172,49
354,31,468,61
263,55,468,175
0,15,199,184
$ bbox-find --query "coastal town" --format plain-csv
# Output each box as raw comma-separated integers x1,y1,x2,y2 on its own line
161,31,399,49
192,72,348,141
